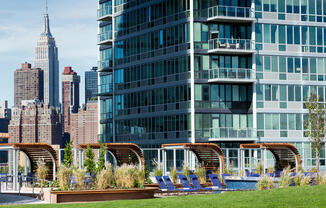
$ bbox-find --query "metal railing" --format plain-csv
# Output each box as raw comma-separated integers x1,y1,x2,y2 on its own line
209,68,255,81
98,31,113,43
210,127,257,139
97,6,112,19
209,38,254,51
98,60,113,70
208,5,254,19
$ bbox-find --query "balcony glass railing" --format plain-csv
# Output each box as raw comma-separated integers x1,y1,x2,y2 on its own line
97,6,112,19
98,32,113,43
210,128,256,139
209,68,255,80
98,60,113,70
208,5,254,19
99,83,113,95
209,38,254,51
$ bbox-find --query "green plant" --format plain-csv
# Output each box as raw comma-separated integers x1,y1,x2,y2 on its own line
305,93,326,177
257,175,274,190
310,167,318,173
183,163,190,179
84,144,96,175
36,160,48,187
50,180,59,189
96,142,106,174
224,167,234,176
300,176,311,186
170,168,178,184
145,165,152,184
294,172,304,186
0,166,8,173
64,141,73,168
57,166,72,190
73,168,86,189
267,166,275,173
152,159,163,177
297,164,304,173
316,174,326,185
255,161,264,175
114,164,145,189
278,167,291,188
195,166,206,184
96,164,114,189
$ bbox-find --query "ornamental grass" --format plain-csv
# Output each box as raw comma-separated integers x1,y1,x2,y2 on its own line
96,164,115,190
257,175,274,190
57,166,72,190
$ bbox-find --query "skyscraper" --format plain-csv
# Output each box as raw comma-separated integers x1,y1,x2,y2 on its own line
85,67,98,104
34,5,59,107
98,0,326,170
62,67,80,135
14,62,44,107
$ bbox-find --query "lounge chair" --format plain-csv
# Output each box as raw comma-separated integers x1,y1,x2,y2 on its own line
162,176,187,191
178,175,197,191
304,172,315,177
155,176,168,191
189,174,212,191
250,173,260,177
266,173,274,177
290,172,297,177
208,174,223,189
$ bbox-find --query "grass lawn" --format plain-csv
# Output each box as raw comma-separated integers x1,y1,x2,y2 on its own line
2,185,326,208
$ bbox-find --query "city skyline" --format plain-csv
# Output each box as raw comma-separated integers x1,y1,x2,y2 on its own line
0,0,98,107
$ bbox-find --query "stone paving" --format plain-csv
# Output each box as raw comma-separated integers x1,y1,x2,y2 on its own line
0,194,47,205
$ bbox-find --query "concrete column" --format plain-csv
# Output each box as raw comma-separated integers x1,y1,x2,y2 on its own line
8,149,13,176
13,149,19,191
173,149,176,169
73,148,77,167
263,149,267,174
163,150,167,176
58,149,61,167
24,154,28,175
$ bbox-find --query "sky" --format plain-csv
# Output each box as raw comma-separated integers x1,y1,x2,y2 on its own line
0,0,98,107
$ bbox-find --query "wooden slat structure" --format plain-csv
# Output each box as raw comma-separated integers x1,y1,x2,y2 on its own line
79,143,144,168
0,143,58,180
161,143,225,174
240,143,301,170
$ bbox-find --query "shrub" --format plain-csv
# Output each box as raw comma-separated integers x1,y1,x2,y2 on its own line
255,161,264,175
293,172,303,186
96,164,114,189
84,144,96,175
310,167,318,173
278,167,291,188
317,174,326,185
96,142,106,174
57,166,72,190
145,165,153,184
267,166,275,173
300,176,311,186
224,167,234,176
115,164,145,189
195,166,206,184
170,168,178,184
183,163,190,179
0,166,8,173
36,160,48,187
297,164,304,173
64,141,73,168
73,168,86,189
257,175,274,190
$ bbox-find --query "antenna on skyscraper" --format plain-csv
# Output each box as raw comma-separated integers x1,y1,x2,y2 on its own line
45,0,48,14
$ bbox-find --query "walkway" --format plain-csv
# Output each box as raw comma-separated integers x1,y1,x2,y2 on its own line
0,194,47,205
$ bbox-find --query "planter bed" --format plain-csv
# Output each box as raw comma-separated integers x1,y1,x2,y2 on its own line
50,188,157,203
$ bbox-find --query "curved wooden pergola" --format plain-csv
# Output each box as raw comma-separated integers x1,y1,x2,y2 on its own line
240,143,301,171
161,143,225,174
79,143,145,168
0,143,58,180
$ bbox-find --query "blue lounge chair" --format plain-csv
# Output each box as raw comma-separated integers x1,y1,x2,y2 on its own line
290,172,297,177
155,176,168,191
266,173,274,177
275,170,282,177
162,176,187,191
304,172,314,177
178,175,197,191
208,174,223,189
70,175,76,185
250,173,260,177
189,174,212,191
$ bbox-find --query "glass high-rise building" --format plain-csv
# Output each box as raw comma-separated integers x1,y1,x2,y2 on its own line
98,0,326,169
85,67,99,104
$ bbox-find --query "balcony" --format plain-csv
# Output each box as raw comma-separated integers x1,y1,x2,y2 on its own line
98,32,113,45
208,38,255,54
210,128,256,141
97,6,112,21
207,5,255,23
208,68,255,83
98,83,113,96
98,60,113,72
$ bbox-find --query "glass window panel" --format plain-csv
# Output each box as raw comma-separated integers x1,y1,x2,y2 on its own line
264,24,271,43
279,25,285,44
272,56,278,72
295,58,301,73
265,114,272,130
232,85,239,101
280,85,287,101
257,114,264,130
309,27,316,45
296,114,302,130
288,85,294,101
279,56,286,72
211,85,219,101
272,85,279,101
255,24,262,43
272,114,279,130
288,57,293,73
278,0,285,12
280,114,287,130
295,86,301,101
288,114,295,130
271,24,277,43
264,56,271,72
265,85,271,101
287,25,293,44
195,85,202,100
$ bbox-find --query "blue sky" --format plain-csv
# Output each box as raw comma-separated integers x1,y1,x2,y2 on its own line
0,0,98,106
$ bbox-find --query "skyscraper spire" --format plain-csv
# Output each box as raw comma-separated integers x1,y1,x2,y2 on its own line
42,0,52,37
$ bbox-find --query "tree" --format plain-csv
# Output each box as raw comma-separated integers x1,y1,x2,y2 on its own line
96,142,106,174
64,141,73,168
84,144,96,175
304,93,326,176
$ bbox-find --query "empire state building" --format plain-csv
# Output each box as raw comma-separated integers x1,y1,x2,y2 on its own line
34,7,59,107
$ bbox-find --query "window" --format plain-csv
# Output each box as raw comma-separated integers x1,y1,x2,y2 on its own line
264,24,271,43
280,114,287,130
265,85,271,101
272,114,279,130
264,56,271,72
295,86,301,101
279,25,285,44
288,85,294,101
278,0,285,12
287,26,293,44
294,26,300,44
288,57,293,73
256,24,262,43
271,24,277,43
288,114,295,130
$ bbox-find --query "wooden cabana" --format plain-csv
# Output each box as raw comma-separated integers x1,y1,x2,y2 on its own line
161,143,225,177
240,143,301,172
78,143,145,168
0,143,58,182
